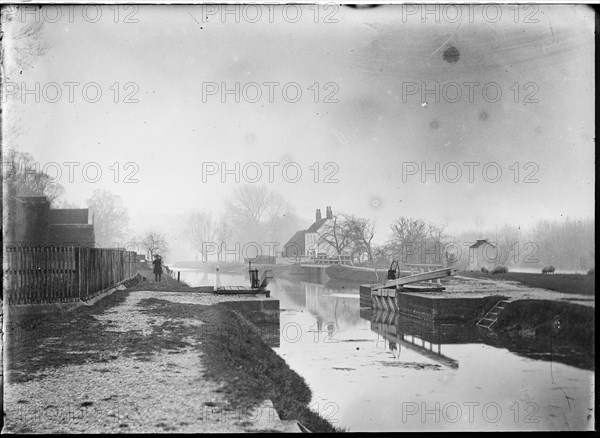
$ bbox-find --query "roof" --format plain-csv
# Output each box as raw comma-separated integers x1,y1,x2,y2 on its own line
284,230,306,253
49,209,90,225
306,218,328,233
15,196,49,204
470,239,496,249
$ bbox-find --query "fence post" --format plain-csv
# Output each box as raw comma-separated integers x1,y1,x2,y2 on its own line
74,246,79,301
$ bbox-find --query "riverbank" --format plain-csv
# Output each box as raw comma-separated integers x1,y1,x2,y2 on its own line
171,261,292,278
3,274,340,433
496,299,595,370
461,271,595,296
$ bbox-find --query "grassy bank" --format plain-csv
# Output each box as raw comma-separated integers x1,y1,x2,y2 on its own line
496,299,595,368
127,268,192,291
139,298,342,432
461,271,595,296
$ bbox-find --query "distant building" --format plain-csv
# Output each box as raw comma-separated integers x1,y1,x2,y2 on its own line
468,239,498,271
282,230,306,259
136,254,148,269
5,195,95,247
283,206,348,260
5,196,51,245
48,208,95,246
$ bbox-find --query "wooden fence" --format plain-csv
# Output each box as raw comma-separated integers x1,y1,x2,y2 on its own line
3,246,138,305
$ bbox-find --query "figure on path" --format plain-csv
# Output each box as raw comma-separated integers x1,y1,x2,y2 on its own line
153,254,163,282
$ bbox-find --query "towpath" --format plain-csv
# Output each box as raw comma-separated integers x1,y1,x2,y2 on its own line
3,272,299,433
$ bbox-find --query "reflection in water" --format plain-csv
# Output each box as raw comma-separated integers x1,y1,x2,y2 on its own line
179,269,594,431
369,310,466,368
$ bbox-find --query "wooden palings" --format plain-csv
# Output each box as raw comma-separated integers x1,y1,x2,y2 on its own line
4,245,137,305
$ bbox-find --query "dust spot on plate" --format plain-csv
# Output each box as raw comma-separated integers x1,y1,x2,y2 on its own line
443,46,460,63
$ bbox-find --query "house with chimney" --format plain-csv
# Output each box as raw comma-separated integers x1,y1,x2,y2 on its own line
284,206,340,259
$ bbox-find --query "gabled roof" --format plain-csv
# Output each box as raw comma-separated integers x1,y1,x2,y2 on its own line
470,239,495,249
49,209,90,225
284,230,306,252
306,218,328,233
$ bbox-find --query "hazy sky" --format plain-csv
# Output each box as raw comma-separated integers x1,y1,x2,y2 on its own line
3,4,595,251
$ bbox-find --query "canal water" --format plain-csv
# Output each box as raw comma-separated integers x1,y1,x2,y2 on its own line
178,269,594,431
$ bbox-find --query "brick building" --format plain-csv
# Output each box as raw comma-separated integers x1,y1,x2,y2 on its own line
5,196,95,247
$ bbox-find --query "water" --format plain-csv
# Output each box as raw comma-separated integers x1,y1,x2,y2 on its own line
178,269,594,431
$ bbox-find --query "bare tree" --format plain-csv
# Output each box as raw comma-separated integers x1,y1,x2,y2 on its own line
2,6,51,141
3,148,65,206
1,6,49,78
347,215,377,265
184,210,232,260
225,185,270,224
86,189,130,247
317,213,354,263
139,229,169,261
389,217,446,264
224,184,301,251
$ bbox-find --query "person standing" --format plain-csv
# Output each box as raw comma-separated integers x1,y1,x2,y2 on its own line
153,254,163,282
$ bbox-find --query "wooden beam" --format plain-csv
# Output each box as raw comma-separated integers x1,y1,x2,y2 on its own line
259,270,273,290
371,268,457,291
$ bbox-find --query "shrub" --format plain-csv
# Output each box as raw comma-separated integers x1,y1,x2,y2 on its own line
481,266,489,273
491,265,508,274
588,267,595,275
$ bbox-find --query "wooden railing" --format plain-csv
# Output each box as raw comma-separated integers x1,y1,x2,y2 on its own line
299,254,353,266
405,263,444,275
3,246,138,305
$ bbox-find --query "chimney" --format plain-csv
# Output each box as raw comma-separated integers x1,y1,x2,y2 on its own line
326,206,333,219
316,209,322,221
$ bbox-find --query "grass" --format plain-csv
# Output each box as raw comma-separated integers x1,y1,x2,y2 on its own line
461,271,596,296
5,289,142,383
126,269,193,291
139,298,343,432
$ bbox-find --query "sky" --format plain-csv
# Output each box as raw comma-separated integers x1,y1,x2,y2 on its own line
2,4,595,256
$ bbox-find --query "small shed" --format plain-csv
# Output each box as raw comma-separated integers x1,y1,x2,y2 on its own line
468,239,499,271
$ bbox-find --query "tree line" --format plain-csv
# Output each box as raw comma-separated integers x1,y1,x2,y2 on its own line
4,151,594,271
